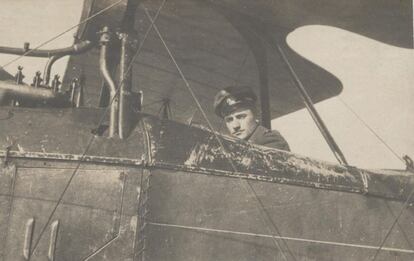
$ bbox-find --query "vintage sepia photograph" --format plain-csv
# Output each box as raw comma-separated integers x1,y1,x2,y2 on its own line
0,0,413,260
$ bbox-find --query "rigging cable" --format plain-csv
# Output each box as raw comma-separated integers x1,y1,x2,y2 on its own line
371,188,414,260
272,42,411,260
276,45,348,166
236,26,412,258
0,0,126,70
333,88,409,261
233,47,251,86
274,43,412,260
240,24,404,168
9,1,408,259
28,0,168,257
147,221,414,254
142,9,413,258
190,19,413,258
143,8,298,261
335,96,405,164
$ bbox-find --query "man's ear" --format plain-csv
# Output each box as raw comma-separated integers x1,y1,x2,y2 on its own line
250,107,260,124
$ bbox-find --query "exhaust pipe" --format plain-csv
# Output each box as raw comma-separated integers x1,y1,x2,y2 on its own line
0,81,69,107
99,27,118,138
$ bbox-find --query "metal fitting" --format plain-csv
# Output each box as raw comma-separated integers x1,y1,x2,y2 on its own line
51,75,61,92
404,155,414,173
15,66,24,85
23,42,30,52
98,26,111,45
31,71,43,87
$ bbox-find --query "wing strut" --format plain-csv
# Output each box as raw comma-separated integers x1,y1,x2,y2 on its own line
277,45,349,166
144,8,297,261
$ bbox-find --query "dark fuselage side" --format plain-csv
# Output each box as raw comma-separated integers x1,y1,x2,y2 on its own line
0,107,413,260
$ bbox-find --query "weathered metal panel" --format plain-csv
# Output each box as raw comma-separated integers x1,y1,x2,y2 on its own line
1,106,413,260
0,163,16,260
143,169,414,261
142,116,414,203
0,163,15,197
0,107,147,164
5,198,117,261
0,195,11,260
13,168,125,210
1,107,411,205
2,164,142,261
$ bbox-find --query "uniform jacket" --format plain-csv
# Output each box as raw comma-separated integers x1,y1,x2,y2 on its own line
247,125,290,151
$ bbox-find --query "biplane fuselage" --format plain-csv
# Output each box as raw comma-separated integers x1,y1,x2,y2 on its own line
0,0,413,260
0,106,413,260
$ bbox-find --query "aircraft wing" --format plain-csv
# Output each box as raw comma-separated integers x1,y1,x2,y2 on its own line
64,0,412,127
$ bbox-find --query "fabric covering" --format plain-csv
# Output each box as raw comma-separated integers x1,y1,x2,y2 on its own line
248,125,290,151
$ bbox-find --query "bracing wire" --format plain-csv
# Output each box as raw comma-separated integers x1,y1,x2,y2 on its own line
30,77,114,258
144,8,298,261
275,42,411,259
141,4,414,260
146,11,414,259
240,24,405,169
273,43,411,260
371,189,414,260
335,96,405,164
233,25,412,258
233,47,251,86
0,0,125,70
10,0,408,259
147,221,414,254
29,0,167,257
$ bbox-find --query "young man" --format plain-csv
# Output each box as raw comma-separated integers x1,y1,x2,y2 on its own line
214,86,290,151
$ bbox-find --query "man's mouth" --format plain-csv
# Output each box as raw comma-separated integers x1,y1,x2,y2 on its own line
233,130,244,136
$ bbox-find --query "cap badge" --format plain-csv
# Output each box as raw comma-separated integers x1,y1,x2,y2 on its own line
226,97,237,106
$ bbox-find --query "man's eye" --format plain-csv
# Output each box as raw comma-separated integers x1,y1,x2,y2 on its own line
225,118,233,123
237,114,246,119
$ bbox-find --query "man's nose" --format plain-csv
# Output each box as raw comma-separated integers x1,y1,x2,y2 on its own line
232,121,241,130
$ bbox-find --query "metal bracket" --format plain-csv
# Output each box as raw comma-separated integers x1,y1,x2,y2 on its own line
23,218,35,260
134,168,151,261
3,145,12,166
403,155,414,173
48,220,60,261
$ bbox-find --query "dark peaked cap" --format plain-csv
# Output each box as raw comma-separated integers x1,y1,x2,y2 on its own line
214,86,257,118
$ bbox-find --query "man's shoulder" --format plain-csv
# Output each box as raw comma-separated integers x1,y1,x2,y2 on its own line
252,125,283,142
258,126,281,136
249,125,290,151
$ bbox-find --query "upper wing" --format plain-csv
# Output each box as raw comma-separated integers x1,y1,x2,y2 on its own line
64,0,411,127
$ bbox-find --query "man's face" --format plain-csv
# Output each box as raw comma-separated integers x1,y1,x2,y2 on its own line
224,108,258,140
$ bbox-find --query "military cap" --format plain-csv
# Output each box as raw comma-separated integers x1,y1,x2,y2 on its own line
214,86,257,118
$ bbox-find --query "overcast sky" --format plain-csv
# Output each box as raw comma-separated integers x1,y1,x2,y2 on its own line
273,25,413,170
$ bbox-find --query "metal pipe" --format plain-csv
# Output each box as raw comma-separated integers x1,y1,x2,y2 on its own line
118,33,135,139
0,40,95,57
276,45,349,166
70,79,78,106
75,80,84,108
0,81,69,106
47,220,59,261
23,218,35,260
42,41,95,85
99,27,118,137
43,55,63,85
